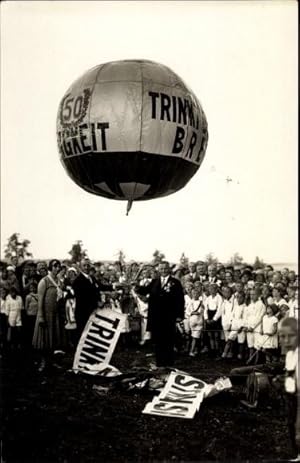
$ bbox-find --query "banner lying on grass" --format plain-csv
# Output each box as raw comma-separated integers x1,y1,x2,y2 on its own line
142,371,210,419
73,308,126,374
142,371,232,419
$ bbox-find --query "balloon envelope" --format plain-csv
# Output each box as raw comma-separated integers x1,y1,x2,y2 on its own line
57,59,208,208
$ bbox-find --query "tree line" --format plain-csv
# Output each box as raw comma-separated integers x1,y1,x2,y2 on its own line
2,233,266,269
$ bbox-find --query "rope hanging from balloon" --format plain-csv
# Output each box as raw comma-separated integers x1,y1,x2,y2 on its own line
126,199,133,216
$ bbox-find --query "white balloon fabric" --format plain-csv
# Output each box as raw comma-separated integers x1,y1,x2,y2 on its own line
57,59,208,213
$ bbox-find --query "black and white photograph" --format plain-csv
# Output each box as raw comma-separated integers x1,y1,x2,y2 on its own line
0,1,298,461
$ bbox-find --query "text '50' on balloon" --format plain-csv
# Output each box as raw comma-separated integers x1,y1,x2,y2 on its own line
56,59,208,215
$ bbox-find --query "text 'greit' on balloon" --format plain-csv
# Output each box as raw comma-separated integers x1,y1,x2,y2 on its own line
57,123,110,158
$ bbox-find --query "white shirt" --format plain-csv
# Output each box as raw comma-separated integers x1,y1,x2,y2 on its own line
231,302,245,330
221,297,234,324
82,272,93,283
273,298,287,308
184,294,192,317
5,294,23,327
204,294,223,321
161,276,169,287
262,314,278,336
185,295,203,318
243,299,266,331
0,298,7,315
288,298,298,319
232,301,245,319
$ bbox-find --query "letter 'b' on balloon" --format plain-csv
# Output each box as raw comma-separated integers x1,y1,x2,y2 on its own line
56,59,208,214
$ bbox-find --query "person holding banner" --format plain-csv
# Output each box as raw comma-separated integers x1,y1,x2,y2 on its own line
135,261,184,368
73,258,117,341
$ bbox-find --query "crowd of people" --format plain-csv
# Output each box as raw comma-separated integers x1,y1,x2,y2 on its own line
0,257,298,364
0,255,299,458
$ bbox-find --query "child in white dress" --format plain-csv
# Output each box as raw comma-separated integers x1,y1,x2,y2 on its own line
223,291,246,359
287,285,298,320
220,286,234,344
5,287,23,349
131,286,151,346
261,304,279,363
185,287,204,356
242,288,266,364
204,284,223,357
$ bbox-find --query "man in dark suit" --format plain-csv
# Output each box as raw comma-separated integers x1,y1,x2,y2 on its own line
136,261,184,368
195,261,208,283
73,258,115,341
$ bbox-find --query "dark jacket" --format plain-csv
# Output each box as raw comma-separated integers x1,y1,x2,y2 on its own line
73,273,113,331
136,276,184,334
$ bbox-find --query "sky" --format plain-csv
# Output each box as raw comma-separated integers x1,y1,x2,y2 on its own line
1,1,298,265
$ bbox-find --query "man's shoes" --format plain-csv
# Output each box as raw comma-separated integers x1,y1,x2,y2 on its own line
240,399,258,409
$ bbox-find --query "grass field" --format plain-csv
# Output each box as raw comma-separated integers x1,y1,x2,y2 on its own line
1,341,295,462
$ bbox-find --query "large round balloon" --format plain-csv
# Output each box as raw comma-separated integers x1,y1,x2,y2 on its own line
57,59,208,213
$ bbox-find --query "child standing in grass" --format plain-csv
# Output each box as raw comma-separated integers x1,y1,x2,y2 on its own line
6,287,23,349
243,288,266,364
261,304,279,363
220,286,234,354
204,283,223,357
24,282,38,347
185,287,204,357
223,290,246,359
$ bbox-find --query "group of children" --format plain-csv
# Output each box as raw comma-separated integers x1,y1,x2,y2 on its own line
0,258,299,459
0,282,38,350
179,274,299,460
181,280,297,364
0,260,298,362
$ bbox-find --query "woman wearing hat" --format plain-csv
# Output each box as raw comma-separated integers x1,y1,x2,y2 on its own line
32,259,66,371
6,266,20,294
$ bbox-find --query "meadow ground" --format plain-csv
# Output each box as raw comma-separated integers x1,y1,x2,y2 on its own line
1,341,294,462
